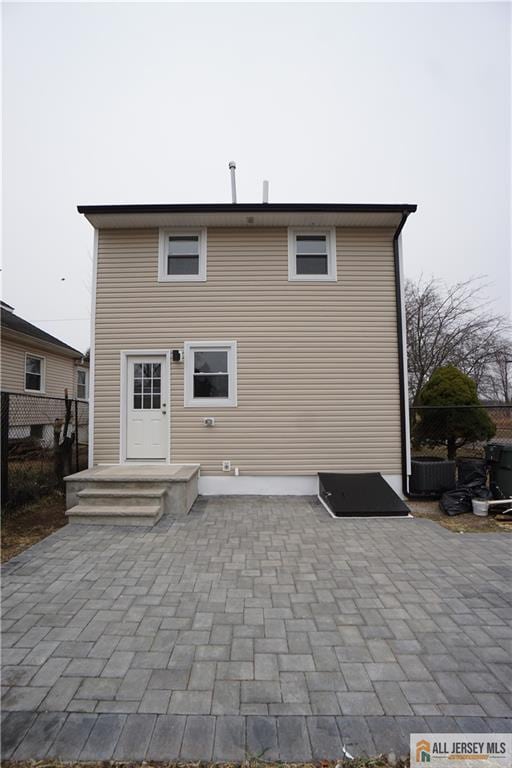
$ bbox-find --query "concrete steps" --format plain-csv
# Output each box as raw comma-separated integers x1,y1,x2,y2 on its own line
77,487,167,506
64,464,199,525
67,504,163,526
66,487,166,526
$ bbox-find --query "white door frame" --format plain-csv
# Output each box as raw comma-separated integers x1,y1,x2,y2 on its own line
120,349,171,463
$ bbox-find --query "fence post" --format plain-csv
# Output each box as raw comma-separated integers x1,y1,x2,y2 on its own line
1,392,9,505
74,399,79,473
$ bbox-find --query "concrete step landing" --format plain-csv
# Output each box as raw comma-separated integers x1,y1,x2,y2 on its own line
64,464,199,525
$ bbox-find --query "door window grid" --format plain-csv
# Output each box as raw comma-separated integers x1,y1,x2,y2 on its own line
133,362,161,410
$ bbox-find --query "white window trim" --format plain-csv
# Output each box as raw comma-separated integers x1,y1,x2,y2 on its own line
24,353,45,393
184,341,237,408
287,227,337,282
76,367,89,400
158,228,207,282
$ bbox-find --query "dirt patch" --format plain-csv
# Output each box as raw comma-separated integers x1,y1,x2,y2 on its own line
408,498,512,533
1,491,68,563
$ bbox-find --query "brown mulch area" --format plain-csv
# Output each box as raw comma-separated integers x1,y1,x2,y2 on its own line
408,499,512,533
0,760,408,768
1,491,68,563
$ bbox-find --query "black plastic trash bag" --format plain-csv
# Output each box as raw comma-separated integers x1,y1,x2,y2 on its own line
439,488,473,516
469,484,492,500
457,458,487,487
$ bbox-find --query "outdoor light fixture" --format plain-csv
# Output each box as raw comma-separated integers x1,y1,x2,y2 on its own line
172,350,183,362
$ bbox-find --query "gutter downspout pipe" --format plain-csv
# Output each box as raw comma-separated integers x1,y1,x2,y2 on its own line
393,211,411,498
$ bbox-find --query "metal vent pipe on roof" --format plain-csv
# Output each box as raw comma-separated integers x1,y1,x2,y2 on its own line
228,161,237,203
263,180,269,204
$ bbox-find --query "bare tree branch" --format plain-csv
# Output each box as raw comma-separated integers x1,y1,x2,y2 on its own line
406,276,512,403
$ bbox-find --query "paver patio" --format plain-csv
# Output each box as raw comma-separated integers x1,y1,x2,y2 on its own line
2,495,511,760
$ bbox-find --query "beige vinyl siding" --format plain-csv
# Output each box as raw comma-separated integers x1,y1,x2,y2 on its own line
94,227,402,474
1,335,77,398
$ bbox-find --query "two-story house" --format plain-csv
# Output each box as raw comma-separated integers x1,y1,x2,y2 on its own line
64,203,416,524
1,301,88,446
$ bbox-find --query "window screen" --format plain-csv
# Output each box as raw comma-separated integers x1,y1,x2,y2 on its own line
25,356,43,391
193,350,229,398
295,235,328,275
167,236,200,275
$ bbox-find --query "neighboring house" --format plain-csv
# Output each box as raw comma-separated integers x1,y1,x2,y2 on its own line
79,202,416,496
1,302,88,446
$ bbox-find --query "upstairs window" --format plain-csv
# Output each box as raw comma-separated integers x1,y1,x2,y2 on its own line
184,341,237,407
288,228,337,281
158,229,207,282
25,354,44,392
77,367,89,400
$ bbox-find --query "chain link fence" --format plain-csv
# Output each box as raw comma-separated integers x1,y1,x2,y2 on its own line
410,404,512,460
1,391,89,512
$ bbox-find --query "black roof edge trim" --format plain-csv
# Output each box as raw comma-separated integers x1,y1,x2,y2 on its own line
77,203,418,215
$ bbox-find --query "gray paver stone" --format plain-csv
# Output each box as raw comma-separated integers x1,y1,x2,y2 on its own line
13,712,67,760
307,716,343,759
213,715,245,761
277,715,312,761
147,715,186,760
113,713,156,760
180,715,216,760
246,715,279,761
1,711,37,758
48,713,96,759
80,714,127,760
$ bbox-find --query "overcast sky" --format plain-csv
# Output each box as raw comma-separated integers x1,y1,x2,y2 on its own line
3,2,510,353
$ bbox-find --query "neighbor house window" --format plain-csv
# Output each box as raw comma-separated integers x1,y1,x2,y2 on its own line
25,355,44,392
288,228,337,281
77,368,89,400
184,341,237,407
158,229,207,282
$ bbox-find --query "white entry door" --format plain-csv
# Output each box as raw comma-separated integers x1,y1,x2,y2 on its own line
126,355,168,460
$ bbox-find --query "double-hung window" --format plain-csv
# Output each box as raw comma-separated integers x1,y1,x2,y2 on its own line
25,354,44,392
184,341,237,407
288,228,337,281
158,229,207,282
77,368,89,400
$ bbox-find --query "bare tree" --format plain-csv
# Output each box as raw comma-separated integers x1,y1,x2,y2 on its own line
405,276,511,404
479,344,512,403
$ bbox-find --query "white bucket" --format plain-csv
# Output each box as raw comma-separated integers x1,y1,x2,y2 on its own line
472,499,489,517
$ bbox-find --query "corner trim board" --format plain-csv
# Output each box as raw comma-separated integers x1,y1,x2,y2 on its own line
88,228,98,468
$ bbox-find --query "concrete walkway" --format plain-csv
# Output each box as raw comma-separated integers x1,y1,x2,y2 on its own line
2,496,511,760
